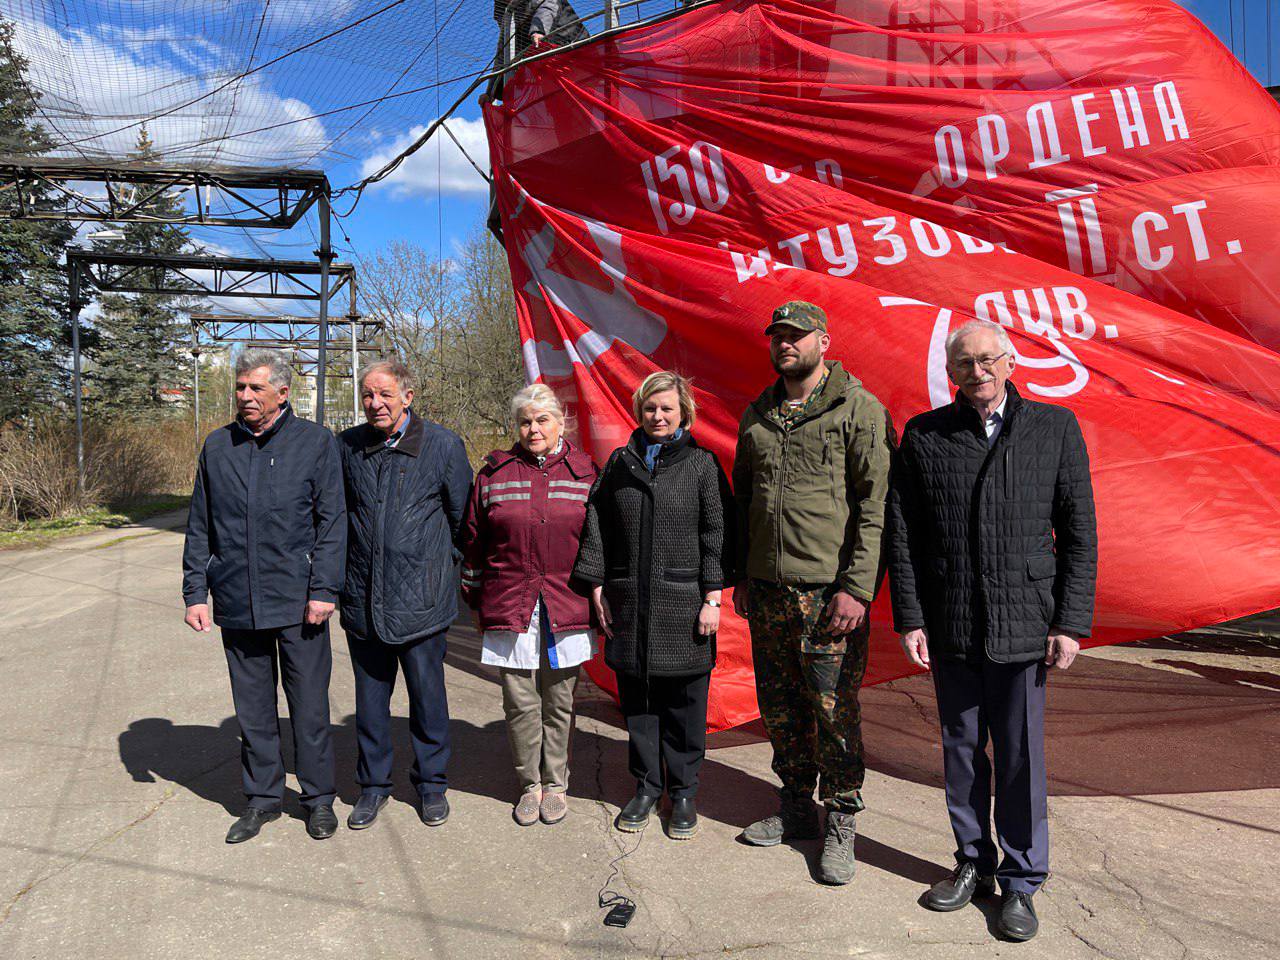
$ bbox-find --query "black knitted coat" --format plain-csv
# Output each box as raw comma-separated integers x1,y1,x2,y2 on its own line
572,428,733,678
887,382,1097,663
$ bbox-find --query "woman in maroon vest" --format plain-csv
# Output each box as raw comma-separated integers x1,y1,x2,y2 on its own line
459,383,598,826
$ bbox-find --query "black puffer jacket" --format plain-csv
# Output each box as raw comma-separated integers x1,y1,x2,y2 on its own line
887,383,1097,663
338,410,473,645
573,429,733,678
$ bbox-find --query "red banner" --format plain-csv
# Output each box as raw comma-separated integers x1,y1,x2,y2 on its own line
483,0,1280,731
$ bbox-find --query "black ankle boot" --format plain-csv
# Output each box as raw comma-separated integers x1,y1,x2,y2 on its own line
667,797,697,840
616,791,658,832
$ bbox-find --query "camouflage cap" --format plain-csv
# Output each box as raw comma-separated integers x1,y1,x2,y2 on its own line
765,300,828,335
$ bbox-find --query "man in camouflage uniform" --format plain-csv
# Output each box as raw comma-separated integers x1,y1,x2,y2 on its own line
732,301,894,885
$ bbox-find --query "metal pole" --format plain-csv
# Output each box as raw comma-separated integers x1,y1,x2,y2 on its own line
192,343,201,461
350,275,360,424
315,189,332,427
68,261,85,499
605,0,617,30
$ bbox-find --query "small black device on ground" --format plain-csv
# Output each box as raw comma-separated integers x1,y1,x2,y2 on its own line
603,902,636,928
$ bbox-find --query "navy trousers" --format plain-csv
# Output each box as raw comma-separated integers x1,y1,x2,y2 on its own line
222,622,336,812
347,629,450,797
931,656,1048,895
616,671,710,800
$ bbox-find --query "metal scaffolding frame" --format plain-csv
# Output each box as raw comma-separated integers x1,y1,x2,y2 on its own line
68,250,353,301
190,310,384,430
0,160,328,228
65,201,350,489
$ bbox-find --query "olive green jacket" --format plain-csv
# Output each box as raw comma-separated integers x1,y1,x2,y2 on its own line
731,361,895,601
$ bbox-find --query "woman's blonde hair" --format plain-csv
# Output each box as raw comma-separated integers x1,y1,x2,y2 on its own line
509,382,566,430
632,371,696,429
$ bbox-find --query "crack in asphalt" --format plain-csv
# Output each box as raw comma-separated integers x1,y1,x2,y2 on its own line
0,785,176,926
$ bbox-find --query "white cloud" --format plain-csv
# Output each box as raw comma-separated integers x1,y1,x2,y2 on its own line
358,118,491,199
9,15,330,168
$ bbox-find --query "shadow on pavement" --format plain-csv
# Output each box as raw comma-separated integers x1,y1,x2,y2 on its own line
449,615,1280,797
862,650,1280,799
118,625,1279,892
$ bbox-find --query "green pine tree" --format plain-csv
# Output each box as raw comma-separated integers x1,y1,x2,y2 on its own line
0,19,75,425
87,127,195,414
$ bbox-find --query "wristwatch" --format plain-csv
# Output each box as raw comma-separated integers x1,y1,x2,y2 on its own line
704,599,721,608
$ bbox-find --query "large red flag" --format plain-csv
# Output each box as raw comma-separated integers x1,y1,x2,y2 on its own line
483,0,1280,731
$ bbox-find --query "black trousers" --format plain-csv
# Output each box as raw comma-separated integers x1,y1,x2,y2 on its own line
616,671,710,800
222,622,336,812
347,629,450,797
932,655,1048,894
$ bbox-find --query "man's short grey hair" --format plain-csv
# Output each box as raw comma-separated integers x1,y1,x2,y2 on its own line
235,348,292,389
359,359,415,398
945,320,1015,360
510,382,565,428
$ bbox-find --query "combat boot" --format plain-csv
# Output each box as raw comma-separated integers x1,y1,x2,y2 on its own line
817,810,857,885
741,789,821,847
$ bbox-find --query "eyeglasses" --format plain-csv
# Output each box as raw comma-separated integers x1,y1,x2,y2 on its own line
949,352,1010,371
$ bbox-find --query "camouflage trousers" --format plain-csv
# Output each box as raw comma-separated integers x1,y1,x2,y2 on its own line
748,580,870,813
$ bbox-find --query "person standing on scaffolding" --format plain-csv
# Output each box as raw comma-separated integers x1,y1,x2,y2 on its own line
485,0,589,238
495,0,589,65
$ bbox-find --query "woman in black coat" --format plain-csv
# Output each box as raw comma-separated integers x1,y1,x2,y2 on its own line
573,371,733,840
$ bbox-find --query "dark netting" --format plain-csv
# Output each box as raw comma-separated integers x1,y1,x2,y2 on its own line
0,0,703,180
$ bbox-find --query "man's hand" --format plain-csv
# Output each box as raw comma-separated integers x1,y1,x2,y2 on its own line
305,600,336,626
184,603,213,633
530,32,545,44
899,628,930,669
822,591,868,635
591,585,613,639
732,585,750,619
1046,632,1080,670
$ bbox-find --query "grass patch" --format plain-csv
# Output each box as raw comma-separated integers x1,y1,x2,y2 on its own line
0,494,190,550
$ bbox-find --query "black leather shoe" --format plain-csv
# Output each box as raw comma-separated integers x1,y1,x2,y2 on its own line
998,891,1039,941
615,792,658,833
922,862,996,911
419,792,449,826
225,808,280,844
306,804,339,840
347,793,388,830
667,797,698,840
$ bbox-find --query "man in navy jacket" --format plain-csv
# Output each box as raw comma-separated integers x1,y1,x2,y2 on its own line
338,360,473,831
182,349,346,844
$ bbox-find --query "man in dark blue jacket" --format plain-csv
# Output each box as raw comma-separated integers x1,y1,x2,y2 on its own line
182,349,346,844
338,360,473,831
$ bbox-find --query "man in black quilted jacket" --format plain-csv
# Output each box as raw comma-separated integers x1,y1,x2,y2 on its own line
888,320,1097,943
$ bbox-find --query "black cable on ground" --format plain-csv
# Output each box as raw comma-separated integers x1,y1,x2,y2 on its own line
597,828,642,917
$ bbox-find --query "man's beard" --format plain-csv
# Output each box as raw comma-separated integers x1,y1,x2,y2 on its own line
772,351,822,381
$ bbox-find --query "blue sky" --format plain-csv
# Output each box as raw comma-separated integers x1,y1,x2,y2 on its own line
1180,1,1277,86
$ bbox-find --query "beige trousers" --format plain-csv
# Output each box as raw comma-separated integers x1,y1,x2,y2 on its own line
498,652,579,794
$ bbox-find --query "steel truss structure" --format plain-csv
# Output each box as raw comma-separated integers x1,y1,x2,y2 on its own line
189,314,381,349
189,311,384,429
68,251,353,301
0,160,328,229
65,213,350,487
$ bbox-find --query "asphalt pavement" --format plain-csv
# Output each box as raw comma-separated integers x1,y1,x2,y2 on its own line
1,513,1277,959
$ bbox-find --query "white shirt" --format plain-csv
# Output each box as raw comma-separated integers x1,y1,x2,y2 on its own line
481,596,594,671
984,392,1008,448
